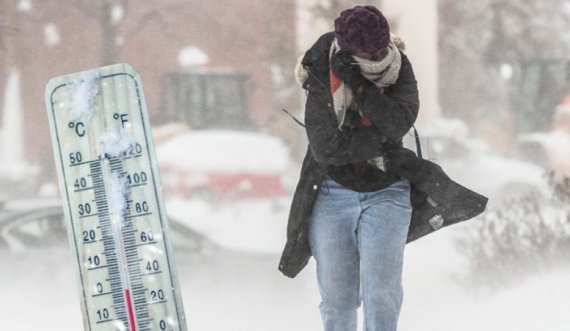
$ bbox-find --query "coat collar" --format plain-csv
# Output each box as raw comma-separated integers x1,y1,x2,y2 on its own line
295,32,406,87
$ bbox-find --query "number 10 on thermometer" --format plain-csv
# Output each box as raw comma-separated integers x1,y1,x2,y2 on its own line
45,63,187,331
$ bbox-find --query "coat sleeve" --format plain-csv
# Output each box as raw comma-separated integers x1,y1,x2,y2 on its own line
304,90,387,166
359,54,420,141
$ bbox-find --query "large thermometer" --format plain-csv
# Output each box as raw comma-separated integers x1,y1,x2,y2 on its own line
45,63,187,331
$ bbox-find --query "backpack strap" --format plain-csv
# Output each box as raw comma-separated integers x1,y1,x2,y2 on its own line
412,125,423,159
281,108,306,128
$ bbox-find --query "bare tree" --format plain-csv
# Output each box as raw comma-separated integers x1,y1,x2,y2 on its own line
0,1,20,69
438,0,570,132
72,0,170,65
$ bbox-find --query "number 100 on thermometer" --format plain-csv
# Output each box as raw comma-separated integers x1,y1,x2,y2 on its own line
45,63,187,331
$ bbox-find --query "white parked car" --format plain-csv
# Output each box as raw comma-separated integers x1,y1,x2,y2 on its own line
517,130,570,181
407,118,548,206
155,128,292,200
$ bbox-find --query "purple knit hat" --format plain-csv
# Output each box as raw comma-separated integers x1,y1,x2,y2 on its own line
334,6,390,55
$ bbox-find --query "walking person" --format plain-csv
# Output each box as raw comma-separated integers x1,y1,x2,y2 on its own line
278,5,487,331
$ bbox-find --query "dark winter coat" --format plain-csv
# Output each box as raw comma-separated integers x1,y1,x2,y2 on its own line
278,32,488,278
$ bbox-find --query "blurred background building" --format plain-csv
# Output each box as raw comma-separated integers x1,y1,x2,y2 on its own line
0,0,298,197
1,0,570,198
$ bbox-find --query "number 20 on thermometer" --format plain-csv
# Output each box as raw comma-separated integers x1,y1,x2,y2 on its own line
45,63,187,331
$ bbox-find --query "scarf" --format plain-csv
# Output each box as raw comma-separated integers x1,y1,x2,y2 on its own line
329,38,402,129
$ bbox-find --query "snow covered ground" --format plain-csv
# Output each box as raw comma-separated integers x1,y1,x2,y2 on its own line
1,197,570,331
401,227,570,331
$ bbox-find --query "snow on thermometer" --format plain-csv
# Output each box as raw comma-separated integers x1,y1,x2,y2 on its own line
45,63,187,331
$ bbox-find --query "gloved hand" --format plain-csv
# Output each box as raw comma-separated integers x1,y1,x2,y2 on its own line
340,109,361,131
330,51,366,90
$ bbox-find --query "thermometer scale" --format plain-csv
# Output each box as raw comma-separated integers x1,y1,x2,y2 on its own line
45,63,187,331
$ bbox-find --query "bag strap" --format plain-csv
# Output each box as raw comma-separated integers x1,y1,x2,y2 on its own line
281,108,306,128
412,125,423,159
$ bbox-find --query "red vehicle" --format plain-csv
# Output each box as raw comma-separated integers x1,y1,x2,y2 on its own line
156,129,291,199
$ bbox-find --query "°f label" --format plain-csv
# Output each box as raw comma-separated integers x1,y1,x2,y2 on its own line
45,63,187,331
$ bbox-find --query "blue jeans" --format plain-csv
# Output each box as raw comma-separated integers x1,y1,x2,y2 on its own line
309,177,412,331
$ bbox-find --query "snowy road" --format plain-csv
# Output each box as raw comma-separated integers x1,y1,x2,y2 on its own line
1,197,569,330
